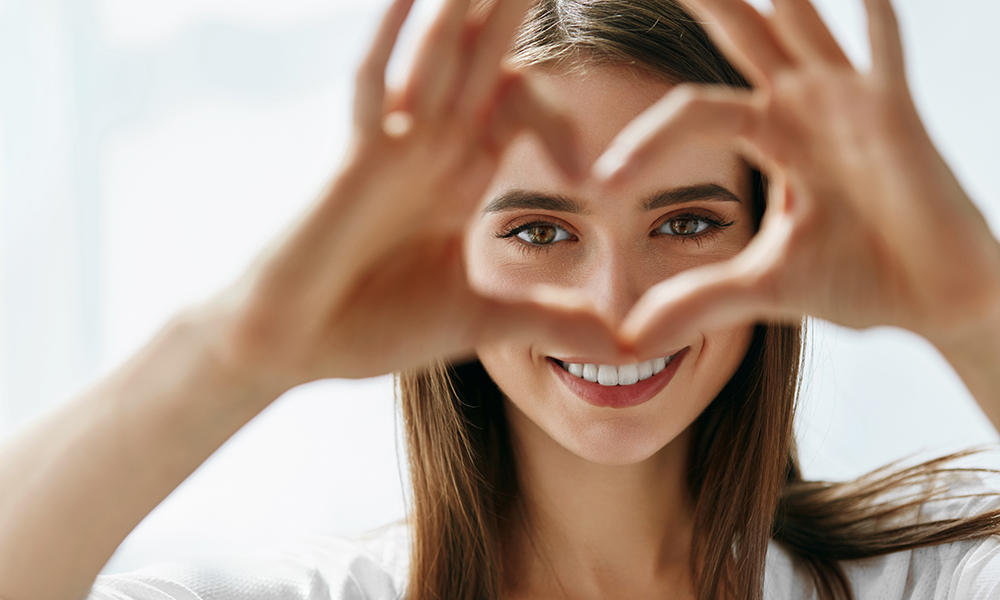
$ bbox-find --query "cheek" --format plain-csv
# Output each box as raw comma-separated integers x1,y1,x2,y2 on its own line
477,341,530,384
465,225,514,298
476,340,548,402
702,324,757,397
465,229,575,303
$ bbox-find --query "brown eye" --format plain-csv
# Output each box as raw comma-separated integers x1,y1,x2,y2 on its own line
660,217,710,236
514,224,571,245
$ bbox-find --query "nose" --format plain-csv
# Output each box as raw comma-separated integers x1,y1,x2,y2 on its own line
583,243,646,328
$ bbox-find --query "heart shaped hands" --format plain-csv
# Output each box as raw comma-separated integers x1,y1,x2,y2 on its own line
211,0,1000,391
594,0,1000,360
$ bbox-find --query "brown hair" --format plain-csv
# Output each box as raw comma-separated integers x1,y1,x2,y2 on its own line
399,2,1000,599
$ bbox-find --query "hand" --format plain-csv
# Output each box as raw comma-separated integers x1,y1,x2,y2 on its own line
206,0,621,387
593,0,1000,359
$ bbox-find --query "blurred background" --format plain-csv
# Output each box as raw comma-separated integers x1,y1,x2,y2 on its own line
0,0,998,575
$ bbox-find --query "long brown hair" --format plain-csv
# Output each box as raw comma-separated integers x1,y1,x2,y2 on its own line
399,2,1000,599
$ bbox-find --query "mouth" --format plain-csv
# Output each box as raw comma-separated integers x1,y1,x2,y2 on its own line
547,349,689,409
557,356,675,386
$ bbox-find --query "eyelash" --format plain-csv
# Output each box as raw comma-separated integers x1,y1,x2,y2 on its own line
497,213,736,254
496,221,575,255
652,213,737,247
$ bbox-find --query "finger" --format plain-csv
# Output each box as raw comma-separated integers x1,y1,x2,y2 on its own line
593,86,760,189
771,0,852,67
455,0,535,122
475,287,628,364
621,261,775,360
403,0,472,116
488,73,586,182
354,0,417,131
681,0,796,86
862,0,906,81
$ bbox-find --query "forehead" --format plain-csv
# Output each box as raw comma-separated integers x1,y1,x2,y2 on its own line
486,66,746,205
538,66,673,158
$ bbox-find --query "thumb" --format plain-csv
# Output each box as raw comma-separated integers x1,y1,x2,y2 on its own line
622,260,772,360
473,285,628,364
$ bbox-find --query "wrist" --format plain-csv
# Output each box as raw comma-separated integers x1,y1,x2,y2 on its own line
934,311,1000,369
173,299,297,407
924,233,1000,361
930,299,1000,430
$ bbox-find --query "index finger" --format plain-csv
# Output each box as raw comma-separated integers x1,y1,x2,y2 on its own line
862,0,906,82
771,0,851,67
681,0,796,87
455,0,535,121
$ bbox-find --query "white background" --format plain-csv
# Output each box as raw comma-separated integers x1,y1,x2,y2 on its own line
0,0,997,575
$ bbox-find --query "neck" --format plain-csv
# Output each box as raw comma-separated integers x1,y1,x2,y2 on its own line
502,400,696,600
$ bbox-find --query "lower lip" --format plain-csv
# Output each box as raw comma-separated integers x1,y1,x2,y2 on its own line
548,348,689,409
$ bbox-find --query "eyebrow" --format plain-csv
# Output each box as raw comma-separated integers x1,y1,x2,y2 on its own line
482,184,742,215
482,190,587,215
642,184,743,211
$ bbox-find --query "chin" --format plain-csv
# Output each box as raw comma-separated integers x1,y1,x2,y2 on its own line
544,410,693,466
499,377,704,466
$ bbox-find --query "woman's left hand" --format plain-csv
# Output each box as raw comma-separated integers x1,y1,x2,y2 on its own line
595,0,1000,366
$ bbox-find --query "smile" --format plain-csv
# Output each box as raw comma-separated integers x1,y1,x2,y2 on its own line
547,348,689,409
557,356,675,386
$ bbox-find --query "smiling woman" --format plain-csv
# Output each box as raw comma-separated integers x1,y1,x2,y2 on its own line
3,0,1000,600
398,0,1000,598
468,64,757,456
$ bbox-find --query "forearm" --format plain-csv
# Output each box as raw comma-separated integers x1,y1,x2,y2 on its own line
0,305,286,600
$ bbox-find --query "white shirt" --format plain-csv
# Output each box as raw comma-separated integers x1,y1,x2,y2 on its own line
88,483,1000,600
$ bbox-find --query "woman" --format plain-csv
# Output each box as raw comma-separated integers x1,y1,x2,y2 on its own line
2,0,1000,599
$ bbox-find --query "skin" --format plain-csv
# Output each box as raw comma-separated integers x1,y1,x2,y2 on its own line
470,69,754,466
469,71,755,597
2,0,1000,599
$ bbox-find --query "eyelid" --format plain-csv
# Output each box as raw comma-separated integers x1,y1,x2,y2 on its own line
652,206,733,228
653,204,718,222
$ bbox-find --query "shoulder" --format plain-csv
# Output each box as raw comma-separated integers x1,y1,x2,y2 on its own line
765,474,1000,600
89,522,411,600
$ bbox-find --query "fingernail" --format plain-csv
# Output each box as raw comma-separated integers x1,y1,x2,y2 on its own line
593,152,628,186
382,110,414,138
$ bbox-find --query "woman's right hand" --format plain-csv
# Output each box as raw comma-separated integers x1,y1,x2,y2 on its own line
4,6,623,597
207,0,621,388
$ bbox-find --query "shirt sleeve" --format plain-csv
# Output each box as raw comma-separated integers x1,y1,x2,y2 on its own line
948,535,1000,600
924,478,1000,600
767,474,1000,600
87,536,403,600
848,476,1000,600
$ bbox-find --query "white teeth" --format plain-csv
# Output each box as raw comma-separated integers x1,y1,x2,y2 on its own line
558,355,676,386
618,364,640,386
652,357,666,374
597,365,618,386
637,360,653,380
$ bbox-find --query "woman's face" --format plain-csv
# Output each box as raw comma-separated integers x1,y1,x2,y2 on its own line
467,67,756,465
